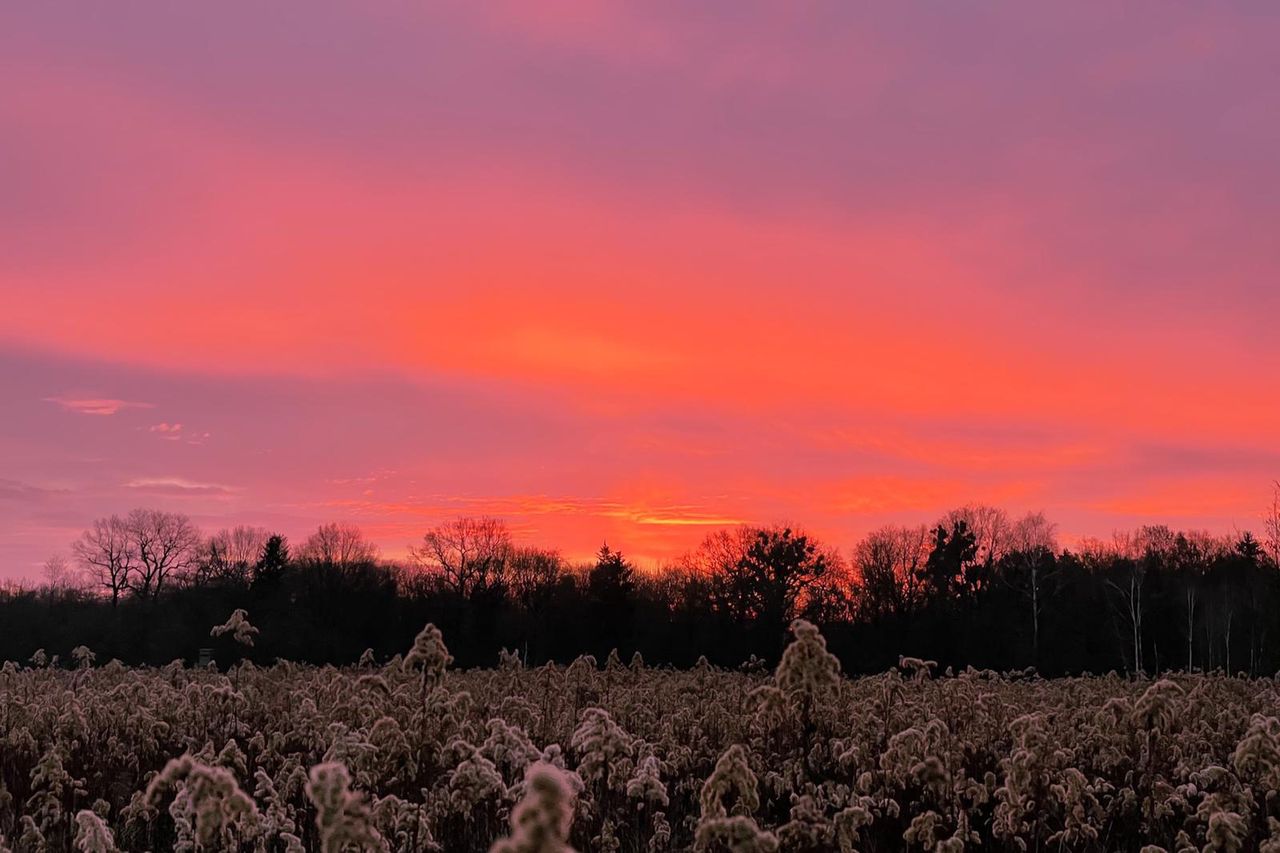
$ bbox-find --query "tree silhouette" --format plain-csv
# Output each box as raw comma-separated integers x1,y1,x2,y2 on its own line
718,527,827,635
588,543,635,653
410,517,511,597
919,520,978,600
298,522,377,568
72,514,135,606
253,534,290,590
24,501,1280,676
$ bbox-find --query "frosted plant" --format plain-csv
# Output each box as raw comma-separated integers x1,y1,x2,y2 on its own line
879,719,949,796
936,834,966,853
834,804,874,851
1204,810,1248,851
71,645,96,668
404,623,452,688
27,745,86,840
693,815,779,852
482,717,541,783
776,793,833,849
305,761,387,853
897,656,937,681
700,745,760,820
626,755,669,810
1045,767,1101,846
143,755,260,849
252,768,301,845
358,647,378,668
566,654,598,679
29,648,48,668
903,810,944,848
1261,818,1280,853
445,741,507,815
490,762,577,853
1190,764,1254,840
571,708,635,793
17,816,45,851
740,655,768,676
356,673,391,696
775,620,840,725
1232,715,1280,792
371,794,438,852
500,648,524,670
368,717,417,786
210,609,260,647
73,809,116,852
649,812,672,852
1131,679,1183,733
593,819,621,852
216,738,249,780
533,744,565,769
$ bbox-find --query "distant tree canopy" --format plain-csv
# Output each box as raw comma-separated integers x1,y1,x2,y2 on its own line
7,497,1280,675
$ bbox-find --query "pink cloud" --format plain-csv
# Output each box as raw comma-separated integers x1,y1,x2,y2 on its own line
149,422,183,439
43,395,154,416
123,477,237,497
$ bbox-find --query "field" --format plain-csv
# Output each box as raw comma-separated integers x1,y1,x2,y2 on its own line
3,621,1279,852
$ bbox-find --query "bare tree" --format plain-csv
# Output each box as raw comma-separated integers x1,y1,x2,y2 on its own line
1266,480,1280,569
214,525,271,567
410,517,512,596
508,546,563,609
126,509,202,598
1008,511,1059,667
1099,526,1173,675
1183,567,1201,672
41,553,73,592
681,527,758,578
72,514,137,605
1170,530,1226,672
1111,530,1146,674
940,504,1012,568
203,525,272,584
851,524,930,621
299,522,379,567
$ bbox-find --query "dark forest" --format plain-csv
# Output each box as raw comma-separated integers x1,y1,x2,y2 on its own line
7,505,1280,676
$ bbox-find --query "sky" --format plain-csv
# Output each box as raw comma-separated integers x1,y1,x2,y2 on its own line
3,2,1279,577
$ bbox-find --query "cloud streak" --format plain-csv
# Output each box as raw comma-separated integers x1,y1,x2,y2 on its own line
123,477,237,497
44,396,153,416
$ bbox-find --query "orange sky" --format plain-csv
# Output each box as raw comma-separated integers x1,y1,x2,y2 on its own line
2,2,1279,575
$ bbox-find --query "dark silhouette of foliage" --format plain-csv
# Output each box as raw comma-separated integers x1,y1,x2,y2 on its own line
5,511,1280,676
919,520,978,598
253,534,290,589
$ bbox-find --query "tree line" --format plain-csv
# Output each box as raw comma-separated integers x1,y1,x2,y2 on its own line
6,496,1280,675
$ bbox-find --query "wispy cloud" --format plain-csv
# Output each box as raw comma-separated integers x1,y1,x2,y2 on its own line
44,396,154,416
0,479,71,503
123,477,236,496
145,422,211,444
316,494,745,528
149,422,183,439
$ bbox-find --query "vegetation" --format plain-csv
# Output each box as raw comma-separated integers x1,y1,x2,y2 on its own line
7,501,1280,676
4,621,1280,850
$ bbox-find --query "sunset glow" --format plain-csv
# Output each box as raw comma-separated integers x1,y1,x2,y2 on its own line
3,2,1279,574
